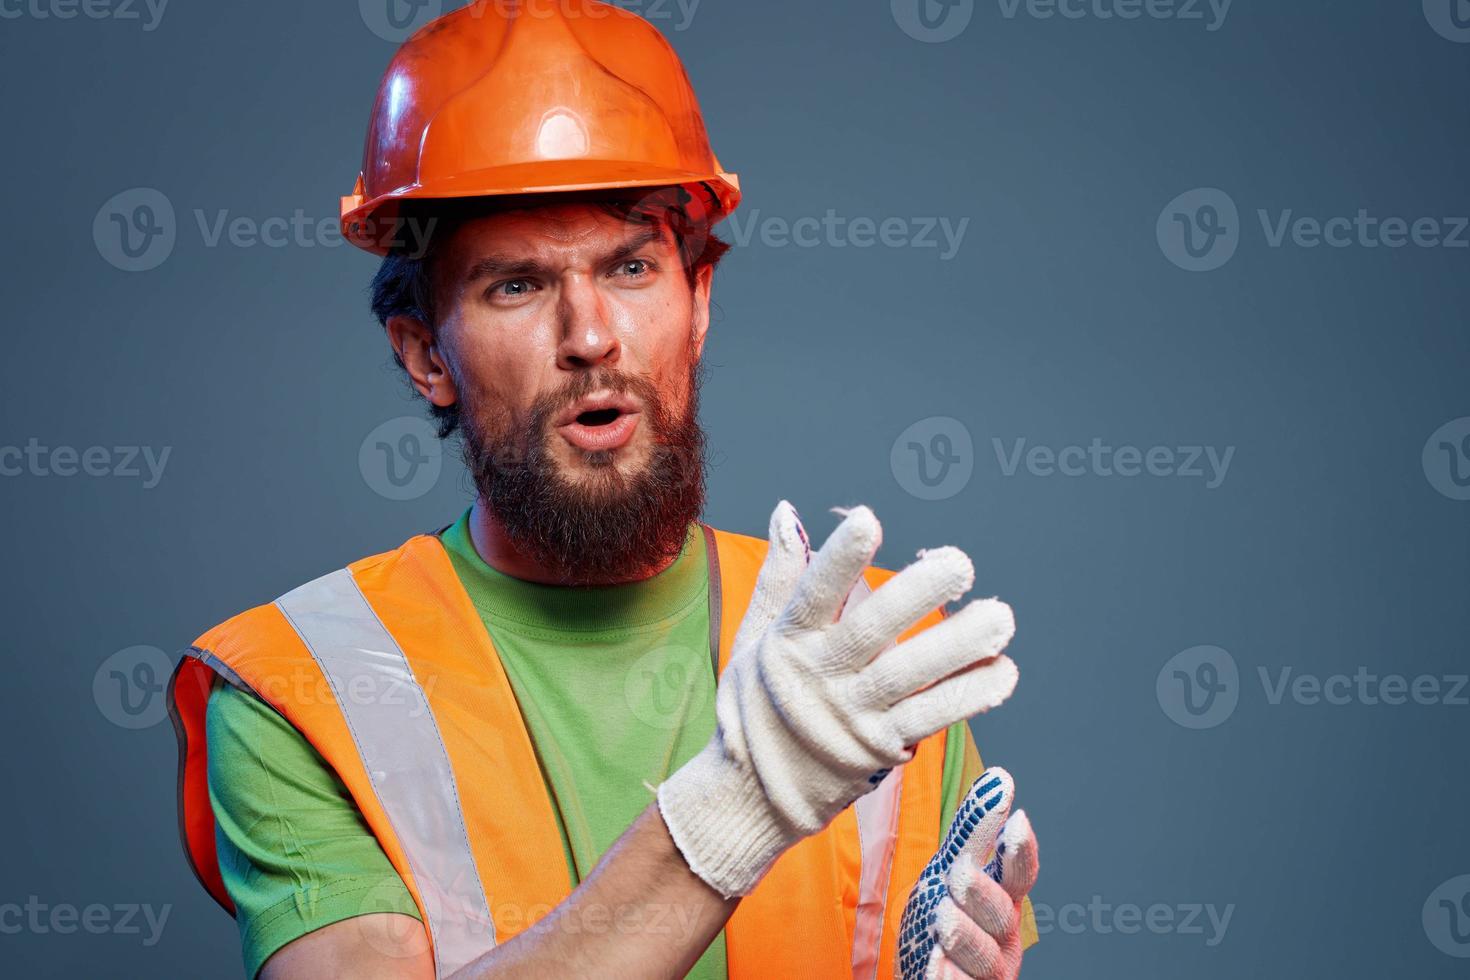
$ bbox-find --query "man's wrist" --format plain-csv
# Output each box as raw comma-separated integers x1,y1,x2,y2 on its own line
656,741,791,900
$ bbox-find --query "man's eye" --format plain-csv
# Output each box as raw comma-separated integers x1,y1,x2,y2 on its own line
493,279,536,298
615,259,653,278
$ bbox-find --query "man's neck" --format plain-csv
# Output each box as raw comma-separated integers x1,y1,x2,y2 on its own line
466,497,683,586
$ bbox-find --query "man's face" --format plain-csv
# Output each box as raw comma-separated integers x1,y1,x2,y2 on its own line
419,202,714,583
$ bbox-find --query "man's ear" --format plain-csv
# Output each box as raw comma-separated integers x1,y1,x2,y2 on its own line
691,263,715,360
385,315,458,409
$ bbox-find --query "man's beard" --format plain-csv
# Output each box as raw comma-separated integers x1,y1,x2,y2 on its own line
459,361,707,586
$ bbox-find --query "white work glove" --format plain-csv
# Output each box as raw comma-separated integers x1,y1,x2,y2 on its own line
897,768,1039,980
657,501,1019,899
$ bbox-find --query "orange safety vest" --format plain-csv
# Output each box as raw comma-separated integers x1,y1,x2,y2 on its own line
168,525,951,979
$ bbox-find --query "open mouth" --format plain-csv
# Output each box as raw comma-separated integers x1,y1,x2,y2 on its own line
555,392,642,452
576,407,624,427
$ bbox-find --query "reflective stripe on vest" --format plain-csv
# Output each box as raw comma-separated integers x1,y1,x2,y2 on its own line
275,568,495,978
847,576,904,980
169,527,951,979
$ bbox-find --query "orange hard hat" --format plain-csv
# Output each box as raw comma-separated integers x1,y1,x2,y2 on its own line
341,0,741,255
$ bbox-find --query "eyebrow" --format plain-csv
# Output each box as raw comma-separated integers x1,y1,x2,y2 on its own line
461,225,668,284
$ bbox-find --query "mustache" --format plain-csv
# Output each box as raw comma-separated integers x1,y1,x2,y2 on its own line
525,369,669,443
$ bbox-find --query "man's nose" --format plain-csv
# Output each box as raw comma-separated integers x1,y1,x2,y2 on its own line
555,279,621,371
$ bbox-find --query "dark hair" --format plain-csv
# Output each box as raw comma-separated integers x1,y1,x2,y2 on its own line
369,187,733,438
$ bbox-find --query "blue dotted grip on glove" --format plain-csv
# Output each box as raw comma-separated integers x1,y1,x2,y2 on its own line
866,766,893,787
895,770,1010,979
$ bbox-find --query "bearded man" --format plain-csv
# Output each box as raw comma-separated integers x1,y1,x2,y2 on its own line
167,4,1039,979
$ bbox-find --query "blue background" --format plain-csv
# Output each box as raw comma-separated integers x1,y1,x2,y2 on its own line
1,0,1467,976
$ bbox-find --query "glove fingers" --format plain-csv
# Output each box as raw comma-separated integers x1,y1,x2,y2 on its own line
861,597,1015,705
890,656,1019,746
934,894,1006,979
940,768,1013,869
984,810,1039,904
782,505,882,631
923,945,976,980
831,546,976,666
949,851,1018,941
732,500,811,649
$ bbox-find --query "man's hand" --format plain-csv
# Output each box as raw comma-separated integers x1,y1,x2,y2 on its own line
897,768,1039,980
658,500,1020,899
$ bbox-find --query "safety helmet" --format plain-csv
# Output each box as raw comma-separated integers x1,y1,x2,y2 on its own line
340,0,741,255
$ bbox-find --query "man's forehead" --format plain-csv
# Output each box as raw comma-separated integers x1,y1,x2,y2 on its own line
450,202,673,256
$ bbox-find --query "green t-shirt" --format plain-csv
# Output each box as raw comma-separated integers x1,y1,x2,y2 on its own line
206,511,983,978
